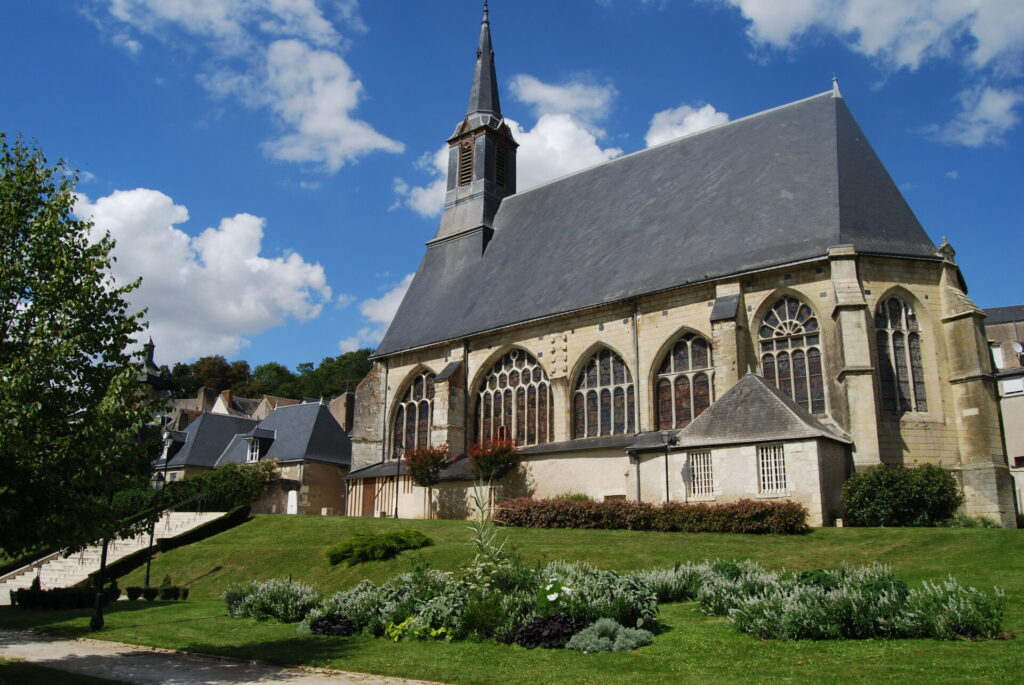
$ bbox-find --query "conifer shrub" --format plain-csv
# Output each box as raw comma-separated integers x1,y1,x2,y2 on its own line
566,618,654,653
842,463,963,527
324,530,432,566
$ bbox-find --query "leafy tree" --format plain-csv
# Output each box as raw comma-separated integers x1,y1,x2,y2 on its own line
842,464,963,527
169,361,201,398
0,133,160,555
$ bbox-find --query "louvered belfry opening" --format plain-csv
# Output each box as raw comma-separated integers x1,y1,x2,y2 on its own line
457,142,474,187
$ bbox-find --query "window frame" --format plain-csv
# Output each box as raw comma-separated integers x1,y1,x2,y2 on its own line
391,370,436,458
654,332,715,430
758,295,826,415
474,349,553,447
572,347,636,439
874,296,928,415
756,443,788,496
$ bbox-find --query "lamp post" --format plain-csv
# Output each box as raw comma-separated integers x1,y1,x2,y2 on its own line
144,470,166,589
660,430,678,503
393,445,404,519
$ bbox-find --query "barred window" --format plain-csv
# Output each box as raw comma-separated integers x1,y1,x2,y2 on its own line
655,333,714,430
876,297,927,413
474,349,552,447
392,371,435,457
759,296,825,414
573,348,635,438
757,444,787,494
689,450,714,497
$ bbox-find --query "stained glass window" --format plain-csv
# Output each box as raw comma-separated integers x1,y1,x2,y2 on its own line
392,370,436,457
759,296,824,413
475,350,553,446
875,296,927,413
655,333,715,429
573,348,635,438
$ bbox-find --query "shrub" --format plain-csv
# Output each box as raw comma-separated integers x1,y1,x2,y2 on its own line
468,439,520,481
159,586,181,600
301,580,384,636
126,586,144,601
940,514,1000,528
310,613,358,637
325,530,432,566
541,561,658,629
225,578,321,623
13,586,114,611
566,618,653,653
163,460,279,511
142,587,158,601
553,492,593,501
628,562,710,602
894,578,1005,640
496,497,809,534
404,445,450,489
502,613,587,649
842,464,963,527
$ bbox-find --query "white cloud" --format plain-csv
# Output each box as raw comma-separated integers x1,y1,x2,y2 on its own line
645,103,730,147
339,274,414,352
944,170,959,180
99,1,401,172
394,76,622,217
721,0,1024,72
929,86,1023,147
335,293,356,308
509,74,617,122
111,31,142,54
75,188,331,363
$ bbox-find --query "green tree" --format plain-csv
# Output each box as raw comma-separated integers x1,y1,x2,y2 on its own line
0,133,159,555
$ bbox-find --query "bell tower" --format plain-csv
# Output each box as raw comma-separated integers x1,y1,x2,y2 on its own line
432,1,518,246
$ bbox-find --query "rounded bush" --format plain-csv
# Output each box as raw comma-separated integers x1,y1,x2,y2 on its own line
842,464,963,527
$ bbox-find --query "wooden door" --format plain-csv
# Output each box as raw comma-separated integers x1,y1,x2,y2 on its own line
361,478,376,517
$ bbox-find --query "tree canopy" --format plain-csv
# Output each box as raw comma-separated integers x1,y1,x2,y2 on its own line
0,134,159,555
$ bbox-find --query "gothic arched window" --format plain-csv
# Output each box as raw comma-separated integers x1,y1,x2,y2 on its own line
392,370,435,456
655,333,714,430
875,296,927,413
759,296,825,414
474,349,552,446
573,348,635,438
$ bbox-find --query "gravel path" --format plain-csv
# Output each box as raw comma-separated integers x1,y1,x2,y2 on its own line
0,629,442,685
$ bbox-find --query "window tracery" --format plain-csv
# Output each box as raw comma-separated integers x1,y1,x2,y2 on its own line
392,370,435,457
474,349,552,446
875,296,927,413
759,296,825,414
572,348,635,438
655,333,714,430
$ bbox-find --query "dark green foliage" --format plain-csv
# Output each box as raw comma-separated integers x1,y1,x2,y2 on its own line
112,489,158,520
796,569,840,591
0,133,161,555
842,464,963,527
13,586,117,611
940,514,1000,528
310,613,358,636
460,595,508,639
142,587,158,601
325,530,433,566
159,586,181,600
164,461,278,511
553,492,593,501
496,498,810,534
126,586,143,601
501,613,588,649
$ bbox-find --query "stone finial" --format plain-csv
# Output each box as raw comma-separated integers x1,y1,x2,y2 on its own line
831,75,842,99
936,236,956,261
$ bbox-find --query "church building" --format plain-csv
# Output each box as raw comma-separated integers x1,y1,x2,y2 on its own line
345,6,1016,527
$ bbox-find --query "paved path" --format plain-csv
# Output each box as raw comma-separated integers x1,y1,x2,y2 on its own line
0,629,442,685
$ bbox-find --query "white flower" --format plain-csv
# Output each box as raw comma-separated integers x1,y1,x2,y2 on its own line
547,593,559,602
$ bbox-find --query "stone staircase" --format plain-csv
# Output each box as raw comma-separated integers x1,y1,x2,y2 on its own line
0,511,224,605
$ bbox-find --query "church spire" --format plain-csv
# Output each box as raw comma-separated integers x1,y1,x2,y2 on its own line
431,1,518,246
467,1,501,117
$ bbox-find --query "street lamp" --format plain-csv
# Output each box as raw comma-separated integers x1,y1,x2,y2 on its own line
660,430,678,504
144,470,166,589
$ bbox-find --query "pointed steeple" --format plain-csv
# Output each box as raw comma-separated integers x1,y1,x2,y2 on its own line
431,1,518,246
468,1,501,117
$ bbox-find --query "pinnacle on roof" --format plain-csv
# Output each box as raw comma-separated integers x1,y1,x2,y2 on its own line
467,0,501,117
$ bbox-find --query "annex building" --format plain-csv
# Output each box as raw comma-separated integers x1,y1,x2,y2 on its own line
345,7,1016,527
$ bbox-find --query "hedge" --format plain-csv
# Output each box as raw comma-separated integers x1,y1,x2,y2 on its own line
495,498,810,534
84,505,251,586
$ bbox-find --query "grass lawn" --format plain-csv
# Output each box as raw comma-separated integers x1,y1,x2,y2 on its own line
0,516,1021,684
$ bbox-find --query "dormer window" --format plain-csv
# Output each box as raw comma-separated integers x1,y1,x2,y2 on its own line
246,438,260,463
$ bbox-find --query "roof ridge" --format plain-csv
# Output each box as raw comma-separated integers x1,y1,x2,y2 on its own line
505,90,835,202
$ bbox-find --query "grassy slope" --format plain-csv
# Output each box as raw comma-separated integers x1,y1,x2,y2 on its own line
1,515,1021,684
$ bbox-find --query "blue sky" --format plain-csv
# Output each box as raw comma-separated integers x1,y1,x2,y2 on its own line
2,1,1021,371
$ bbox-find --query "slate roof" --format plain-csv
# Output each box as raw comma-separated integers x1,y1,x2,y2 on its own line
160,413,257,469
654,373,851,450
215,402,351,467
345,455,477,482
985,305,1024,325
376,91,938,357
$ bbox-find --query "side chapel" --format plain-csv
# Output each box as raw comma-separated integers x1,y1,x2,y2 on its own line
345,5,1016,526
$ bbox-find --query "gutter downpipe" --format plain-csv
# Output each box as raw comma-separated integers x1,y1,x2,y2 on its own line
631,300,642,503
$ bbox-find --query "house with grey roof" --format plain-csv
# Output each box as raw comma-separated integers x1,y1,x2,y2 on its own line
155,412,257,482
984,305,1024,515
345,6,1015,526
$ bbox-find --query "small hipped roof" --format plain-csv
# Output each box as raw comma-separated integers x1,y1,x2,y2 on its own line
669,373,851,449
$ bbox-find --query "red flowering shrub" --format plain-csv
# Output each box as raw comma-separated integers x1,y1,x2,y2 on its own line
468,439,520,481
495,498,809,534
403,444,451,489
